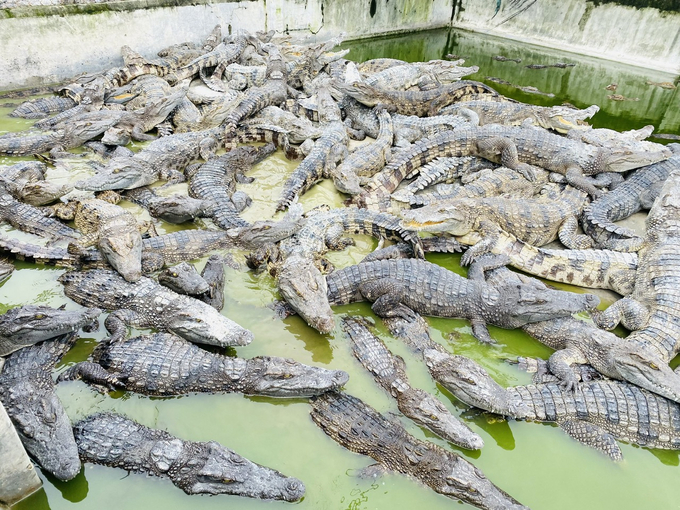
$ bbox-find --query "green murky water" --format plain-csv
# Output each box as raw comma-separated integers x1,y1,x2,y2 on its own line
1,27,679,510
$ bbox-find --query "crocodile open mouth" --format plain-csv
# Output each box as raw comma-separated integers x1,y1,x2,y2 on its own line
402,220,444,229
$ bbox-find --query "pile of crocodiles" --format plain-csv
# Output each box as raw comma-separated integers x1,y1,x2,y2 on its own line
0,24,679,509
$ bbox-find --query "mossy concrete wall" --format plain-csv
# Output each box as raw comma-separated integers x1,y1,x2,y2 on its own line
0,0,454,91
452,0,680,74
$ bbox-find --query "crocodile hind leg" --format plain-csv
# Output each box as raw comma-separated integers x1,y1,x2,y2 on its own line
558,216,594,250
592,296,650,331
559,419,623,461
57,361,123,392
358,278,415,320
548,347,589,390
103,309,144,343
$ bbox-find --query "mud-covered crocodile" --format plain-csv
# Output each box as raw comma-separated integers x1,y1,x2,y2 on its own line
59,269,253,347
341,316,483,449
0,333,81,480
74,412,306,501
310,391,528,510
325,256,599,344
59,331,349,397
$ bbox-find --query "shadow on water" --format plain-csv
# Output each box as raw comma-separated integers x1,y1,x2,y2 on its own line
344,27,680,136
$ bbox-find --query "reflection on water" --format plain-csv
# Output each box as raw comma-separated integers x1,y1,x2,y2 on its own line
3,25,680,510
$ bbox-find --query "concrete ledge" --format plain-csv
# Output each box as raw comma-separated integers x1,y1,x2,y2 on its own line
0,401,42,508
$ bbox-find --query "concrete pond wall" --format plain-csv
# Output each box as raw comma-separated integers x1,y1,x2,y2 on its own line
0,0,679,90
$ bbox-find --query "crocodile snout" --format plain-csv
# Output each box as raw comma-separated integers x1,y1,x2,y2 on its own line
332,370,350,387
584,293,600,309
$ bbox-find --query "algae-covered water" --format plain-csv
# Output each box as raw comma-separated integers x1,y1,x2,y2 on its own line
1,27,679,510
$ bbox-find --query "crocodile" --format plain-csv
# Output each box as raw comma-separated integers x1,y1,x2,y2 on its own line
455,228,638,295
59,331,349,397
273,207,423,334
276,84,348,211
593,170,680,362
223,44,289,130
361,236,464,263
426,350,680,461
354,124,672,209
4,179,73,207
0,184,79,240
10,96,78,119
0,161,46,182
53,198,144,282
341,316,483,449
0,333,81,480
240,105,324,143
0,114,123,156
0,304,100,357
188,144,276,229
401,185,591,253
310,391,528,510
76,126,223,191
361,60,480,90
583,151,680,252
198,254,226,310
0,232,82,267
325,256,599,344
58,269,253,347
73,412,306,501
331,80,497,117
123,187,213,224
331,108,393,195
158,262,210,296
439,101,599,133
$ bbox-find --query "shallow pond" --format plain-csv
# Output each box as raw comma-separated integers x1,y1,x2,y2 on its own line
1,27,679,510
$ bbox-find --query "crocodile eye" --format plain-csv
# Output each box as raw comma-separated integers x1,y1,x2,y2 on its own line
649,362,659,370
113,169,120,174
34,314,45,320
262,225,271,230
283,373,293,379
468,487,477,493
195,318,203,323
429,414,439,421
172,273,178,278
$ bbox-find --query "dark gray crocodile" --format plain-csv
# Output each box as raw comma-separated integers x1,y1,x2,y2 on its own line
355,124,672,209
426,351,680,461
123,187,213,224
188,144,276,229
0,304,100,356
158,262,210,296
276,85,348,211
198,254,227,310
593,169,680,363
59,269,253,347
341,316,483,449
583,151,680,252
325,256,599,344
310,391,528,510
0,184,78,240
0,333,81,480
59,331,349,397
74,412,306,501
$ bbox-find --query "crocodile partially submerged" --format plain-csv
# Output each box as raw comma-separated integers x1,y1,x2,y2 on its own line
426,351,680,460
583,151,680,252
59,331,349,397
341,316,483,449
59,269,253,347
74,412,306,501
0,333,81,480
355,124,672,209
310,392,528,510
158,262,210,296
0,304,100,356
326,256,599,344
123,187,213,224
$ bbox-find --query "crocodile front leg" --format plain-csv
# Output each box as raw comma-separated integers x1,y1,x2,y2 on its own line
565,166,602,199
475,137,536,182
548,347,589,390
104,309,144,343
558,419,623,461
592,296,650,331
358,278,414,319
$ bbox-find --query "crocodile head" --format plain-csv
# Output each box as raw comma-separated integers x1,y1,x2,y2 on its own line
99,231,143,283
6,382,82,481
491,277,600,328
400,200,475,235
158,262,210,295
147,195,213,224
0,305,100,355
424,349,529,418
230,211,302,250
278,256,335,334
164,300,253,347
331,164,363,195
66,116,123,142
241,356,349,397
602,144,673,173
536,104,599,133
611,343,680,402
76,157,156,191
180,441,305,501
10,180,73,206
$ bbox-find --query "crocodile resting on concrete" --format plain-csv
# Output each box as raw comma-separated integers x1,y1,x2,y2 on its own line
341,316,483,449
427,351,680,461
310,391,528,510
326,256,599,344
74,412,306,501
59,269,253,347
0,333,81,481
355,124,671,209
59,332,349,397
0,304,100,357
